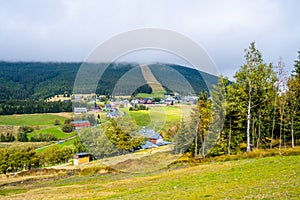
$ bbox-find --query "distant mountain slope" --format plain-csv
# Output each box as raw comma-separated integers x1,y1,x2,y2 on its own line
149,64,218,95
0,62,79,100
0,62,219,100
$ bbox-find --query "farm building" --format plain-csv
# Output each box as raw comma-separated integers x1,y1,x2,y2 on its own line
70,120,90,129
74,107,87,114
139,127,171,149
142,98,153,104
141,141,158,149
183,96,198,104
74,95,82,102
106,111,118,118
74,153,90,166
106,108,122,118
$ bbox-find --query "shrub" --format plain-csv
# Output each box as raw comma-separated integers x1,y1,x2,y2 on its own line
19,126,34,133
17,132,28,142
30,133,58,142
54,119,60,125
281,147,300,156
129,104,149,111
62,124,73,133
0,133,15,142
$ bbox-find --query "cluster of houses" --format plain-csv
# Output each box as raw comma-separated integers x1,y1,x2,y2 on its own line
73,94,198,115
74,126,171,165
139,127,171,149
130,95,198,105
71,94,198,165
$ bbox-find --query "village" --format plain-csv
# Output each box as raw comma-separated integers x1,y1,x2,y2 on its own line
71,93,198,165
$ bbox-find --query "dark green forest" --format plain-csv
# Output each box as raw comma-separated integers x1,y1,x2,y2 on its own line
0,62,217,114
0,62,215,101
0,62,80,100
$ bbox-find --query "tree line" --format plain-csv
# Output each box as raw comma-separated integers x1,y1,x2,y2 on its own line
0,62,217,101
0,100,72,115
0,146,72,174
0,138,87,174
176,43,300,158
1,124,63,143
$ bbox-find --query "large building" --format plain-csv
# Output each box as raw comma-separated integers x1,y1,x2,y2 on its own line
74,107,87,114
70,120,90,130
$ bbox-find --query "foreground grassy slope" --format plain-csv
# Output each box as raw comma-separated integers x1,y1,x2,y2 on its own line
1,155,299,199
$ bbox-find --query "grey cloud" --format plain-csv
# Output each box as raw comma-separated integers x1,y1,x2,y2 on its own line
0,0,299,78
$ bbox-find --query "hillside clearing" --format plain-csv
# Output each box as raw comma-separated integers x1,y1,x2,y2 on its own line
140,64,166,94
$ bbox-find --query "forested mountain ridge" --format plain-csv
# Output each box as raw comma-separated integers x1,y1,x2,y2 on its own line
0,62,218,100
0,62,79,100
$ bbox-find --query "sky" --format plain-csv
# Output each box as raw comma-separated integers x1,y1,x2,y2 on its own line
0,0,299,79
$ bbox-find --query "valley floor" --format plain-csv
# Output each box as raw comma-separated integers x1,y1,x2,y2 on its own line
0,155,299,199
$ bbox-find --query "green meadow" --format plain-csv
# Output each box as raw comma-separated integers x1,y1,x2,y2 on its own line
135,91,166,98
0,114,67,126
36,137,77,153
123,105,185,131
0,155,299,199
28,127,76,140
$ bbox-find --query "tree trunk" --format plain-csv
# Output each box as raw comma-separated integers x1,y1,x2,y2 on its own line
291,113,295,148
256,111,261,148
202,138,206,158
194,123,198,159
270,98,276,149
252,117,255,149
279,97,285,150
228,118,232,156
283,124,286,149
247,91,251,152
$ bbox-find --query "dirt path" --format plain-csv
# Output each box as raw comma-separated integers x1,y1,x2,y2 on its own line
50,112,73,118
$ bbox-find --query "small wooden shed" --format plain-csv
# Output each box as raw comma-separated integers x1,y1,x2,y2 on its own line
74,153,90,166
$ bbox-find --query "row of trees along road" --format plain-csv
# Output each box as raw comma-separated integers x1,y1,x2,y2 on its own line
0,139,88,174
185,42,300,158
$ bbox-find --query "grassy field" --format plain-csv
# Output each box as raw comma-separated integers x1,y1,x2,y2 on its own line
135,91,165,98
46,94,71,102
0,155,299,199
123,105,185,131
36,137,77,153
0,142,52,149
57,137,76,148
28,127,76,140
0,114,68,126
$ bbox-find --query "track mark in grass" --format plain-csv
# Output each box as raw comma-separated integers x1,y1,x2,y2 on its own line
0,188,26,196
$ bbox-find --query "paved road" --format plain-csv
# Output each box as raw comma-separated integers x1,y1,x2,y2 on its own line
35,135,77,151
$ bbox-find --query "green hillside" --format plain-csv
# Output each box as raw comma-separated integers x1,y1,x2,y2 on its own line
0,62,218,100
0,113,67,126
0,155,299,199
